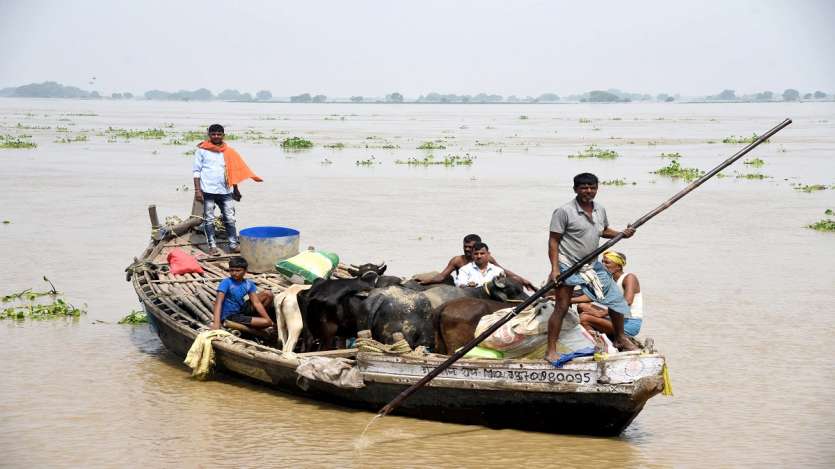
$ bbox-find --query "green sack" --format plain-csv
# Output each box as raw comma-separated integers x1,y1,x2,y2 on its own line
276,251,339,284
462,346,504,359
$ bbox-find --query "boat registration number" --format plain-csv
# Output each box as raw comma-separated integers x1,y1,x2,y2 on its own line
419,366,595,384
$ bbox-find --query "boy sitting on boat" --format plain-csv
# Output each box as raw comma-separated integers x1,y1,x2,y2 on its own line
211,257,275,331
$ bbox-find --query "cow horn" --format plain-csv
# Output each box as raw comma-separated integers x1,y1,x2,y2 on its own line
493,276,506,288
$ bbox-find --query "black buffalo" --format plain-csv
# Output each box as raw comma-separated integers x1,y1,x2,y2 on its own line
360,275,529,350
298,270,380,351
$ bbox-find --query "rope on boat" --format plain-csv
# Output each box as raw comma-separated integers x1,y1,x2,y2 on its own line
125,259,158,281
355,337,414,355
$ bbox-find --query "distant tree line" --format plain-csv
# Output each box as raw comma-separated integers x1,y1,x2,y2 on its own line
0,81,108,99
144,88,274,101
0,81,830,103
706,89,828,102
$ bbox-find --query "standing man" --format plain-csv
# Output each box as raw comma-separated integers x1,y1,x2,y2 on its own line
546,173,637,363
193,124,262,256
454,242,505,287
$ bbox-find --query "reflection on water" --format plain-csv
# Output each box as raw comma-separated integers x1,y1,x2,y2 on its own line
1,99,834,467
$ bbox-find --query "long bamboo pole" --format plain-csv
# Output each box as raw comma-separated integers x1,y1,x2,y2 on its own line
378,118,792,417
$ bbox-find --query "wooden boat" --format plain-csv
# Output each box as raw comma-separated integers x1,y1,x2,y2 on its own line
127,204,668,436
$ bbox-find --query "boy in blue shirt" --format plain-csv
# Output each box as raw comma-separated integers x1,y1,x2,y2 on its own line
211,257,274,330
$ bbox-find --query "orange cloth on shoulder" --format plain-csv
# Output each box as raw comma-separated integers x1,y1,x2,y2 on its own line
197,140,263,187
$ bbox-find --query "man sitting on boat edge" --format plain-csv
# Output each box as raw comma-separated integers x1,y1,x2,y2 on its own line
415,233,534,290
578,250,643,338
454,242,504,288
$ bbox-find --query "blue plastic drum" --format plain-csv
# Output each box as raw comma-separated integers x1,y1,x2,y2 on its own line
239,226,300,273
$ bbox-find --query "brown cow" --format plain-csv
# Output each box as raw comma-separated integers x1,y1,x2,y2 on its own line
433,298,514,355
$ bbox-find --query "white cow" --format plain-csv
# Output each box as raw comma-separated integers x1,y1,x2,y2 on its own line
273,284,311,354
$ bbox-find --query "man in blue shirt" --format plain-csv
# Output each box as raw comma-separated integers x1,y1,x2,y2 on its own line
211,257,274,330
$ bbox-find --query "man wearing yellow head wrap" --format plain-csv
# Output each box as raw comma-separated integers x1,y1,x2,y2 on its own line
603,251,626,267
580,251,643,338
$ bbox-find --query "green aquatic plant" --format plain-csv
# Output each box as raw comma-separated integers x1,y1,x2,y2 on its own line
578,117,592,124
600,179,636,186
355,156,379,166
793,184,828,193
320,158,333,165
109,128,167,139
281,137,314,149
2,220,10,224
519,115,529,120
118,310,148,324
735,173,770,180
417,141,446,150
54,134,88,143
0,298,85,320
826,209,834,216
808,219,835,232
743,157,765,167
380,144,399,149
659,152,682,159
568,144,619,160
395,154,475,166
62,112,97,117
181,130,206,141
652,159,704,181
1,277,85,321
324,142,345,149
722,133,768,144
0,135,37,149
16,123,51,130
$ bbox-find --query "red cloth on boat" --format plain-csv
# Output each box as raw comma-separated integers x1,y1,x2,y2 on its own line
197,140,263,187
167,248,205,275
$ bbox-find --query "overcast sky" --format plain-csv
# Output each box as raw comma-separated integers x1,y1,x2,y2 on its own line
2,0,833,97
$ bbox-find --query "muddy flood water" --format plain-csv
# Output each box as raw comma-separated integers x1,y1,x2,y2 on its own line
1,99,834,467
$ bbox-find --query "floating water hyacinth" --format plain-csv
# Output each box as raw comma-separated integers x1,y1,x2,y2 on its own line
1,277,86,320
281,136,314,149
652,159,704,181
568,144,619,160
119,310,148,324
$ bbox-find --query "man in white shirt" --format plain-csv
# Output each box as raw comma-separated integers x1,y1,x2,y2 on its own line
455,242,505,288
193,124,242,256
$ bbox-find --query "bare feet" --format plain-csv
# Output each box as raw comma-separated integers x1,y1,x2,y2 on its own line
208,247,224,257
614,336,639,352
545,351,562,363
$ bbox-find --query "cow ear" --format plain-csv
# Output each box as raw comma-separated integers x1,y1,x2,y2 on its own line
378,261,387,275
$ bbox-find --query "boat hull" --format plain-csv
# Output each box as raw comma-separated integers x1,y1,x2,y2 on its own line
141,288,662,436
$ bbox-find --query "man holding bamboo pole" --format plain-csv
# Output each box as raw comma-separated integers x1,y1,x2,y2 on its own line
546,173,637,363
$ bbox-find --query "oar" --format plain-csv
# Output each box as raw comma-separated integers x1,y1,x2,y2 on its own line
378,118,792,417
